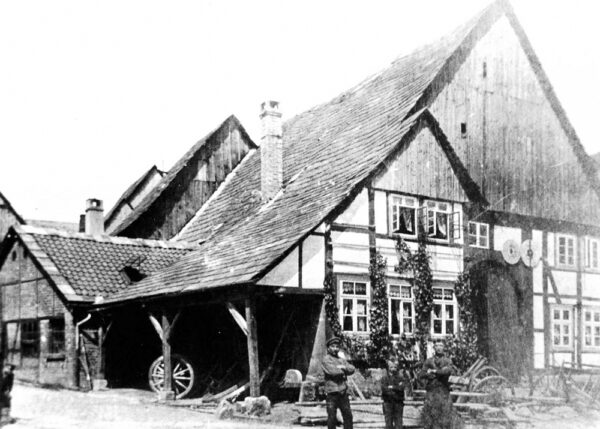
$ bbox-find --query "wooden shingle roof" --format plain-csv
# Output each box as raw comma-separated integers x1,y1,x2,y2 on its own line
103,3,497,305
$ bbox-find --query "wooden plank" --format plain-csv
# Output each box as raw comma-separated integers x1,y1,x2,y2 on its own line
245,296,260,397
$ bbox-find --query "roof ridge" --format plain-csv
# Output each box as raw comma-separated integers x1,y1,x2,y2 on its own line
16,224,198,249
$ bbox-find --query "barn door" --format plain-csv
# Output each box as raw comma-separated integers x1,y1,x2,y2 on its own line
471,263,528,380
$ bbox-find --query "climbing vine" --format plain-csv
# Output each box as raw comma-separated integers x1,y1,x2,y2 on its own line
394,235,433,359
367,252,393,365
444,271,480,371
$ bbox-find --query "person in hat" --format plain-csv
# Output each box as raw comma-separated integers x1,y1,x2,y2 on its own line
380,358,406,429
321,337,355,429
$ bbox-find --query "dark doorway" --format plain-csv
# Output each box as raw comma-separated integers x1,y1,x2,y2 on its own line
470,261,532,380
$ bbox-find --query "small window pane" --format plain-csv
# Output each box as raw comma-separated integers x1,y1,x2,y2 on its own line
342,282,354,294
356,300,367,315
343,317,353,331
355,283,367,295
433,320,442,334
433,304,442,318
357,317,367,332
443,289,454,300
586,312,592,322
433,288,443,300
563,310,570,320
595,312,600,322
446,321,454,334
554,310,560,320
401,286,411,298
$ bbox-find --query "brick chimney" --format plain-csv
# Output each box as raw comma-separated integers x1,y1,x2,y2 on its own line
260,100,283,201
85,198,104,235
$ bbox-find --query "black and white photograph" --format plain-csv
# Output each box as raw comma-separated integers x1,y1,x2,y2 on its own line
1,1,600,428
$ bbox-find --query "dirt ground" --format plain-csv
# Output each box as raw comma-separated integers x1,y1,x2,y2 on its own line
7,382,292,429
7,382,600,428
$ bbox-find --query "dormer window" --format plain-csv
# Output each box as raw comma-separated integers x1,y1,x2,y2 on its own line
390,196,417,237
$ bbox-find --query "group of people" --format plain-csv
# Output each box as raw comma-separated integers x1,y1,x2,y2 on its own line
321,337,455,429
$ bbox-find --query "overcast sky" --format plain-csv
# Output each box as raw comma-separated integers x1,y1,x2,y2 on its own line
0,0,598,223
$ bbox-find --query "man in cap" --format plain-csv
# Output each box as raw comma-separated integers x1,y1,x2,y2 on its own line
420,340,455,429
321,337,355,429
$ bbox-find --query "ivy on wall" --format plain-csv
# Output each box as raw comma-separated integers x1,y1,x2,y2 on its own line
367,252,393,365
394,235,433,359
444,271,480,371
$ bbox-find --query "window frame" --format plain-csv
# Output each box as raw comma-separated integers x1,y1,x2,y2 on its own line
424,200,456,243
339,278,370,334
431,285,457,337
583,308,600,350
468,221,489,249
48,318,66,354
551,306,574,350
388,282,414,337
389,195,418,238
20,320,40,358
586,237,600,271
556,234,576,268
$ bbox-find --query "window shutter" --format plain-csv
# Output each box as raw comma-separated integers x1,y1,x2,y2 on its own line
451,211,461,240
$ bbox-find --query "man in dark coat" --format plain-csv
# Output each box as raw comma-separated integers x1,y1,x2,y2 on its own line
321,337,355,429
0,364,15,425
420,341,455,429
380,358,405,429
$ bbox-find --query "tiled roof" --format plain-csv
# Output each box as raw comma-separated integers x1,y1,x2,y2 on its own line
110,115,256,236
15,225,195,301
104,165,164,228
103,3,498,304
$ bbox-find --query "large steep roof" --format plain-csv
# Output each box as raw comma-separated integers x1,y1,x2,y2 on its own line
103,0,600,305
103,2,497,304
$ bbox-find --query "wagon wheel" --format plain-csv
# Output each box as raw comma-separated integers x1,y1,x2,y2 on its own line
472,375,510,393
148,354,195,399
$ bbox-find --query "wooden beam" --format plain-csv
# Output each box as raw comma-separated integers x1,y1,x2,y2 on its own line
245,295,260,397
226,302,249,336
149,313,164,342
162,312,173,396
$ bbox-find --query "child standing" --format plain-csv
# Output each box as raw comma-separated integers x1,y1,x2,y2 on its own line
380,359,405,429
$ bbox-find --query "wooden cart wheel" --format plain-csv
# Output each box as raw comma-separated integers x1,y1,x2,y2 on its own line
148,354,196,399
472,375,510,393
472,366,500,380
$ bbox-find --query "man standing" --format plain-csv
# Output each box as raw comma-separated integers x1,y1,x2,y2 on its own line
0,364,15,426
420,341,455,429
321,337,355,429
380,358,405,429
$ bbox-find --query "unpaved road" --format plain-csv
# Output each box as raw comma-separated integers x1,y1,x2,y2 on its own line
9,382,292,429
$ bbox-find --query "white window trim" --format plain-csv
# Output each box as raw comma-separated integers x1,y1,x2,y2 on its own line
551,305,574,350
389,195,418,238
583,307,600,350
556,234,576,268
339,278,370,334
585,237,600,271
431,285,458,337
388,282,414,337
468,221,489,249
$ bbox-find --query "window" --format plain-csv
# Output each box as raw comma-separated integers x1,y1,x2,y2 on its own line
390,196,417,236
556,235,575,267
586,238,599,270
552,307,573,348
468,222,489,248
431,287,456,336
389,284,414,335
584,309,600,348
426,201,451,241
48,318,65,354
340,280,369,333
21,320,39,357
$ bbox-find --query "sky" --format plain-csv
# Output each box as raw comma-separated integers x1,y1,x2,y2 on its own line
0,0,599,223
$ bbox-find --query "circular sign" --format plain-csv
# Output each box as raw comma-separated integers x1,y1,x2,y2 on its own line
502,239,521,265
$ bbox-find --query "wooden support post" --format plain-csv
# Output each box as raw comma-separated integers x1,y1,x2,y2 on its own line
97,325,105,379
64,311,78,389
149,309,180,401
245,295,260,397
162,312,174,399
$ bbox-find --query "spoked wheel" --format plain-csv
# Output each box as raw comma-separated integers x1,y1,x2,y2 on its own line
148,354,195,399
